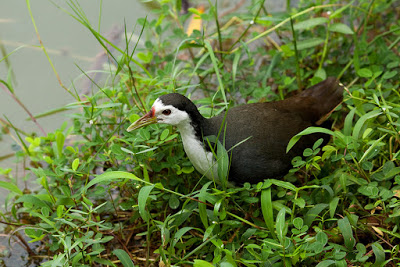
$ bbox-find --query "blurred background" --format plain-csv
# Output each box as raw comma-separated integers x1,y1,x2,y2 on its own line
0,0,150,168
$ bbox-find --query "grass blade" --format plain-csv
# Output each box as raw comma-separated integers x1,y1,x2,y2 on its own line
358,134,387,163
343,107,357,136
276,208,286,244
261,188,277,239
198,181,212,228
352,109,382,139
204,40,227,108
287,127,335,153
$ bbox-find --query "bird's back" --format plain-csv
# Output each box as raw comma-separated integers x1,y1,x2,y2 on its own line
203,77,343,184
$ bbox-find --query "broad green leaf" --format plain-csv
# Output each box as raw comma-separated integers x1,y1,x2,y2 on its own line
385,166,400,179
137,51,153,64
220,255,237,267
383,161,395,174
160,129,169,141
293,198,305,208
72,158,79,171
168,195,180,209
0,181,23,195
314,68,327,81
316,232,328,247
113,249,135,267
164,133,179,142
371,242,385,266
293,217,303,229
181,166,194,174
338,216,355,250
55,131,65,158
357,68,373,78
293,17,328,30
382,70,397,79
129,114,140,123
25,228,45,242
188,7,202,16
194,260,214,267
138,185,154,222
329,197,340,218
56,205,64,218
329,23,354,34
316,260,335,267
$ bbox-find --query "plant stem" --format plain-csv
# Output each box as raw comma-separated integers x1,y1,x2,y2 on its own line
26,0,76,99
230,4,341,54
290,17,302,90
0,83,46,136
228,0,266,52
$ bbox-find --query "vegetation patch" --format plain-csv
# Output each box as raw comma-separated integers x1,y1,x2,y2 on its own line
1,0,400,266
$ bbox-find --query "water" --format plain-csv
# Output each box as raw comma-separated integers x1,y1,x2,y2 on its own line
0,1,150,265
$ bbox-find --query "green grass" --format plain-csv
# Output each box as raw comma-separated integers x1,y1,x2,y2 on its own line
1,0,400,266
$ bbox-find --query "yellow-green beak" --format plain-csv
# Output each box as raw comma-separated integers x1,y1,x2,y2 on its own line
126,110,157,132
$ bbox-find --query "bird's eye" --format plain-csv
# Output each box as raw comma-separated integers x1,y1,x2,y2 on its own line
162,109,171,115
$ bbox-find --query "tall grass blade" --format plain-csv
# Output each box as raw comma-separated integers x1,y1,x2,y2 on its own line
261,187,277,239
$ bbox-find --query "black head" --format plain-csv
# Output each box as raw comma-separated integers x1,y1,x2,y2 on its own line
158,93,205,123
127,93,206,132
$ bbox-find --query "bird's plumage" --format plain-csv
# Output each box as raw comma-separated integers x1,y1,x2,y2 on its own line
128,77,344,184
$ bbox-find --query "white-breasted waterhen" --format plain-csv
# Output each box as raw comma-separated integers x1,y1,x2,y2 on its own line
127,77,343,184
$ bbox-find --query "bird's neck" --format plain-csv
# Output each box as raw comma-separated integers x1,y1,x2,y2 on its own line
177,118,218,180
178,112,206,143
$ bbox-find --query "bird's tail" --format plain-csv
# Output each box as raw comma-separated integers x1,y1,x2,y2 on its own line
300,77,344,124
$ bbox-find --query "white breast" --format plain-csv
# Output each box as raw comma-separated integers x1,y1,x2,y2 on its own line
177,123,219,181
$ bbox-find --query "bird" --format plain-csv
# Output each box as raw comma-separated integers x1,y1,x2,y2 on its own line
127,77,343,184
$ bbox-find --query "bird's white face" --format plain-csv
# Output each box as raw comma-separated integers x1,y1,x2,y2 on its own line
151,98,190,126
126,98,190,132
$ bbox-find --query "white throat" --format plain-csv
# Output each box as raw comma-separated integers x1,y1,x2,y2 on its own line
177,121,219,181
151,97,219,181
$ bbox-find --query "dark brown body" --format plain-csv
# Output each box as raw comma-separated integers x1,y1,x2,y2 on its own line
201,77,343,184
